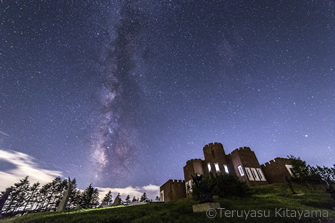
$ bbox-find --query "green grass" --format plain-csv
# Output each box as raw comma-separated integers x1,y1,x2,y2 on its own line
1,183,334,223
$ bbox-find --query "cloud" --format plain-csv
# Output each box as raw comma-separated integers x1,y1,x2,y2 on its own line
142,184,160,191
0,149,62,190
0,149,160,202
97,184,160,201
0,130,10,137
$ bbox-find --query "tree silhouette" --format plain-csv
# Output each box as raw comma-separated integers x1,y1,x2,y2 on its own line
116,193,122,205
0,176,104,216
66,178,79,209
125,195,130,204
6,176,30,214
22,182,40,212
41,177,64,211
80,184,99,209
102,190,113,206
140,192,147,202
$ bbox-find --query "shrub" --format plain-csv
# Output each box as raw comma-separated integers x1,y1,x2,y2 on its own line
191,173,251,199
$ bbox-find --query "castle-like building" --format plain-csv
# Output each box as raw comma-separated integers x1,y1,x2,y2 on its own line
160,142,293,202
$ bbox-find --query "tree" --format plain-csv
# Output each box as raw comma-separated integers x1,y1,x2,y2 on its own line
66,178,80,209
42,177,64,211
0,187,13,216
22,182,40,212
2,176,80,216
70,189,82,209
5,176,30,215
125,195,130,204
80,184,99,209
310,165,335,181
192,173,250,199
288,155,311,180
288,155,335,186
102,190,113,206
116,193,122,205
54,178,68,211
132,196,137,202
38,182,52,212
140,193,148,202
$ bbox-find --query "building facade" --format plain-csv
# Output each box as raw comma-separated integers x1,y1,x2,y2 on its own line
261,157,293,184
226,146,268,187
160,180,186,202
160,142,292,202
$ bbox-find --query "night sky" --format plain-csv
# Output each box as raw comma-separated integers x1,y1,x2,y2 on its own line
1,0,334,197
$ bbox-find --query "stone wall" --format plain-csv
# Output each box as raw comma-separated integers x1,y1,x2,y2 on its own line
160,179,186,202
228,147,268,186
261,157,292,184
226,151,245,181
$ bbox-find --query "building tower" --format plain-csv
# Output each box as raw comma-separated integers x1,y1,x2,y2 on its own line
183,159,204,197
226,147,268,186
203,142,229,175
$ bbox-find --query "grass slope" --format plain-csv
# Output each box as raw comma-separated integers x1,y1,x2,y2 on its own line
1,183,335,223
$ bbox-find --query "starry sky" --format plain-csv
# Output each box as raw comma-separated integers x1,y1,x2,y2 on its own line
1,0,334,193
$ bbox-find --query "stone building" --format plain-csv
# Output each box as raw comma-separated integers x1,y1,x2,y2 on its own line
183,159,204,197
261,157,293,184
226,147,268,187
160,180,186,202
160,142,293,202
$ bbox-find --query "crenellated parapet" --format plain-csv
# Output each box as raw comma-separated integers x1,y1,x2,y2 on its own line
203,142,222,150
186,158,203,165
236,146,251,151
261,157,291,167
228,146,254,158
172,179,185,184
203,143,225,156
161,179,186,190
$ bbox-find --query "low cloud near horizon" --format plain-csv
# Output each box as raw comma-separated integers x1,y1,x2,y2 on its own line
0,149,62,190
97,184,160,202
0,149,160,201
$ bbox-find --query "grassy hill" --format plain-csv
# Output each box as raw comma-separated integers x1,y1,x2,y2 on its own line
1,183,334,223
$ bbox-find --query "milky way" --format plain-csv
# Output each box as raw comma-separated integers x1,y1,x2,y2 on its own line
90,2,148,185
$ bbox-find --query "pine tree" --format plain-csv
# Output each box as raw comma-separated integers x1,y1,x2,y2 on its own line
44,177,64,211
140,192,147,202
102,191,113,206
72,189,82,209
116,193,122,205
37,182,52,212
3,176,80,215
6,176,30,215
81,184,99,209
66,178,79,209
22,182,40,212
125,195,130,204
